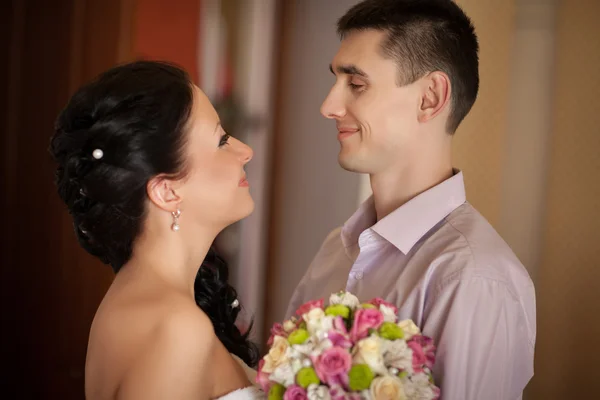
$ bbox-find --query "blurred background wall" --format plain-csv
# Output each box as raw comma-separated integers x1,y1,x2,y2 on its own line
1,0,599,398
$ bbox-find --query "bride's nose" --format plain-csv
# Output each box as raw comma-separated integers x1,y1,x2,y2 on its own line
235,140,253,164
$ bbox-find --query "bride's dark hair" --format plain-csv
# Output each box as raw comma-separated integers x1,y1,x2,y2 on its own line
49,60,258,367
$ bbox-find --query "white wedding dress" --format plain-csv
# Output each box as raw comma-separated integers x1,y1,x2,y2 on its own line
216,355,266,400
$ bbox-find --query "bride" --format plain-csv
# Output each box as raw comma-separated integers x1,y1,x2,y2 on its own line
50,61,264,399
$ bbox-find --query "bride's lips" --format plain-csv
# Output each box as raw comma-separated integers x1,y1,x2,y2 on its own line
337,127,359,141
239,176,249,187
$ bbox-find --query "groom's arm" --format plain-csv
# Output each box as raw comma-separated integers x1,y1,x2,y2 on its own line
422,272,536,400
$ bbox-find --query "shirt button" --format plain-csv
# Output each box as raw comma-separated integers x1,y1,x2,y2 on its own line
355,271,364,280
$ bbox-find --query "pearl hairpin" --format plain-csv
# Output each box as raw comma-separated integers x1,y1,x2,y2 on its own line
92,149,104,160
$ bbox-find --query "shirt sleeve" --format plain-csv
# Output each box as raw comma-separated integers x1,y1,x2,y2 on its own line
422,275,534,400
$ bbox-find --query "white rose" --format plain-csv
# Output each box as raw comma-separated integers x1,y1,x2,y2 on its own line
310,337,333,358
262,335,290,373
316,316,335,338
291,358,304,375
307,384,332,400
353,335,387,375
382,339,414,374
303,308,325,335
283,319,297,332
380,304,398,323
293,337,332,358
292,337,316,356
397,319,420,340
402,373,437,400
304,309,334,338
370,376,407,400
329,291,360,309
304,307,325,321
270,362,295,387
284,347,305,374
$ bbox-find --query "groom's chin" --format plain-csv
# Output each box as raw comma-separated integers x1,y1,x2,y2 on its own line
338,152,366,174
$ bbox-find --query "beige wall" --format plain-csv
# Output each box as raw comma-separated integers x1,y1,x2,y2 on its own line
527,1,600,398
452,0,516,227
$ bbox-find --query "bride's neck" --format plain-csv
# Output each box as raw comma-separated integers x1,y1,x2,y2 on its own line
124,225,217,297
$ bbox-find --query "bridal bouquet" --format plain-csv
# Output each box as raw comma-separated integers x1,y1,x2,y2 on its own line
257,291,440,400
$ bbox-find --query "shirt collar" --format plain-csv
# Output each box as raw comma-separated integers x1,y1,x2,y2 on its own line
341,170,467,255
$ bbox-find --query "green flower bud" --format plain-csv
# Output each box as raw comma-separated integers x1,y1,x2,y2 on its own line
325,304,351,319
268,383,285,400
348,364,374,391
378,322,404,340
296,367,320,389
288,329,310,345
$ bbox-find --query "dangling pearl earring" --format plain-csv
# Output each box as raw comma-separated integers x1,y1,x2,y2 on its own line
171,209,181,231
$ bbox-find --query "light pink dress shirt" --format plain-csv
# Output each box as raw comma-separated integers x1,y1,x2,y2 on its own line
286,171,536,400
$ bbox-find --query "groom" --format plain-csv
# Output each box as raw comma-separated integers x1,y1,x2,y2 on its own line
286,0,536,399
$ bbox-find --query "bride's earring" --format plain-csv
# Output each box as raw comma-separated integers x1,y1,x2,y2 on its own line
171,209,181,231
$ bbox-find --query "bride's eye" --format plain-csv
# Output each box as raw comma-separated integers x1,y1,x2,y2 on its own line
219,133,231,147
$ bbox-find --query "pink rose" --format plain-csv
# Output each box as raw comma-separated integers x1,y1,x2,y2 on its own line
350,308,384,342
328,330,353,349
368,298,398,314
284,385,307,400
329,317,352,349
333,316,348,334
256,359,273,393
267,322,288,346
407,335,436,373
296,299,324,316
313,347,352,387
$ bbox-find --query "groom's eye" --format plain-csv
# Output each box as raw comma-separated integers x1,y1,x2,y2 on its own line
348,78,366,92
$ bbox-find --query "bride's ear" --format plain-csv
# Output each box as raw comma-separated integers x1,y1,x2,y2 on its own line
147,175,181,212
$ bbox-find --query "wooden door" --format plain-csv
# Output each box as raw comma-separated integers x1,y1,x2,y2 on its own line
0,1,132,398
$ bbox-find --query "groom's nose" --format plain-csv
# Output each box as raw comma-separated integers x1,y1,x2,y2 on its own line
320,87,347,120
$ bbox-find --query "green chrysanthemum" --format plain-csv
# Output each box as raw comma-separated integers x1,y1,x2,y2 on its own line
348,364,374,391
268,383,285,400
325,304,351,319
296,367,320,388
378,322,404,340
287,328,310,345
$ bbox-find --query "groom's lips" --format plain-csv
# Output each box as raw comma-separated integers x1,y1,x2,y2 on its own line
337,127,359,141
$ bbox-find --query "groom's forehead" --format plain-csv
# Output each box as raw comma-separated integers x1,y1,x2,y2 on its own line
336,29,385,58
332,30,392,73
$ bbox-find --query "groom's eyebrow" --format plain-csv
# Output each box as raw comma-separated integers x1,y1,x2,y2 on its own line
329,63,368,78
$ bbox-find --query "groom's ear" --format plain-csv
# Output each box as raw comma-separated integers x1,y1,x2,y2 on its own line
417,71,451,124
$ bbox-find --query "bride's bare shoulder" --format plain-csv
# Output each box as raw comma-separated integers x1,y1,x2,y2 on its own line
117,301,217,399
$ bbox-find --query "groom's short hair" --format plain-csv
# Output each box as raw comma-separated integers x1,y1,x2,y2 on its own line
337,0,479,133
